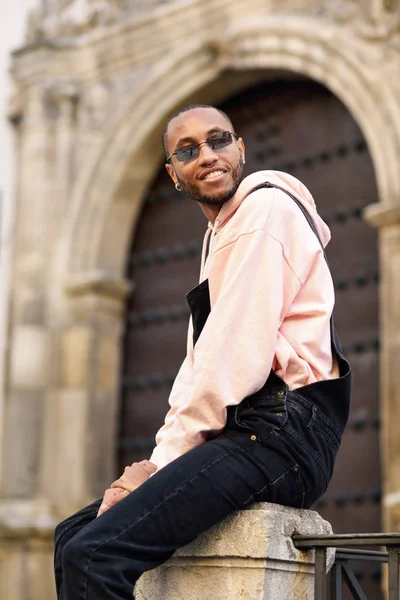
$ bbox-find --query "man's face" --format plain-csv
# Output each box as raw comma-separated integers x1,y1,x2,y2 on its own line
165,108,245,208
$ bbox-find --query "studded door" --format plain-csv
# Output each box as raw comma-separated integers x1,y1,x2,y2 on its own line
119,79,381,597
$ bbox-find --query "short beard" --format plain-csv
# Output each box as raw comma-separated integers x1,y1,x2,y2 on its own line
177,156,244,207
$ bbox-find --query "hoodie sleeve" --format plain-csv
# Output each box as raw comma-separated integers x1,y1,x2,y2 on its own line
148,319,195,463
149,228,302,470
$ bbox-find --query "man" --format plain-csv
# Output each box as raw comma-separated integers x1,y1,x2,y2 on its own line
54,104,351,600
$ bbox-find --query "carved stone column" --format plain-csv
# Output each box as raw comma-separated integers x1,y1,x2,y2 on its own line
364,203,400,533
0,87,56,503
53,83,79,212
0,92,24,490
39,272,131,517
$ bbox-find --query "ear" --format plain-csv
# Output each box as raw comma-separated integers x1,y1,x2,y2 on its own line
165,162,178,186
237,137,246,163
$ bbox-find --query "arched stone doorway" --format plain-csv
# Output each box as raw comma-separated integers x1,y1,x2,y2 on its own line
120,77,381,597
120,78,380,597
3,6,400,600
53,9,400,551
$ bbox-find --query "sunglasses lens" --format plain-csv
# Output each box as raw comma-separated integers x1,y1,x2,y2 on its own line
175,146,200,162
208,132,233,150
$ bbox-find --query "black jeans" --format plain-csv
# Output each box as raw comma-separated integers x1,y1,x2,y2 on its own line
54,386,340,600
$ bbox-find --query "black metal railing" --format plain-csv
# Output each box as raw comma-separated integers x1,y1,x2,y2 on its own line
293,533,400,599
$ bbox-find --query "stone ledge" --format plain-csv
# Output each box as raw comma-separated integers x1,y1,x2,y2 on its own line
136,502,334,600
65,270,132,301
0,499,56,540
64,270,133,318
364,202,400,228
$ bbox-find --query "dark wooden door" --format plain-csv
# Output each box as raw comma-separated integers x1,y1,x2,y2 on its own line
119,79,381,598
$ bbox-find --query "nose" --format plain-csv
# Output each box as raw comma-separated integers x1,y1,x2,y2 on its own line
198,141,219,165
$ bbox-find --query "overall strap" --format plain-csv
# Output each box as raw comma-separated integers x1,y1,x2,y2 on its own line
245,181,346,361
205,229,212,261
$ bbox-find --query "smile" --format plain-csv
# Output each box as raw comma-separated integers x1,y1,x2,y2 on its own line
202,170,225,181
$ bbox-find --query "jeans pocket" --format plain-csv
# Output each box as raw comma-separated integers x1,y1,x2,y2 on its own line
274,464,306,508
236,392,288,439
291,464,306,509
243,463,305,509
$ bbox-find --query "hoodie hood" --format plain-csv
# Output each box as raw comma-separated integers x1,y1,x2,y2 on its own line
211,170,331,248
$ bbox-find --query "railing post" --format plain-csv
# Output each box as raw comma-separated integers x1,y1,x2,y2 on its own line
387,547,400,600
330,563,343,600
314,547,328,599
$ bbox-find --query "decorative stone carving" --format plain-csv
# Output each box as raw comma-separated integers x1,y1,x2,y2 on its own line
24,0,176,43
7,84,25,126
248,0,399,42
23,0,400,46
79,82,111,130
49,81,80,115
304,0,400,41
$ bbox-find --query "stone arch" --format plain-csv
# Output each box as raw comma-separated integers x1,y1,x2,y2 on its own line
61,16,400,289
52,15,399,508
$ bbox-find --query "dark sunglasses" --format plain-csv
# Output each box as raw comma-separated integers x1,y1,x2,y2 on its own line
167,131,238,163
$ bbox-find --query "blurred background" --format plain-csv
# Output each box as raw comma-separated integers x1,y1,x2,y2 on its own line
0,1,399,599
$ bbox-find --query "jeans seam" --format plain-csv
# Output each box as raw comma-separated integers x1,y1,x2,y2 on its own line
313,421,340,453
287,401,340,452
81,442,244,599
289,391,343,438
283,425,329,484
54,508,99,554
242,464,300,508
242,481,269,508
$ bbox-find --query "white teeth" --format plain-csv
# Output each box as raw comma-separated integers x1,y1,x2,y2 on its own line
203,170,224,180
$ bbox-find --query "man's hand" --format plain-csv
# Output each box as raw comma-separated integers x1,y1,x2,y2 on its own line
97,460,157,517
97,486,130,517
111,460,157,493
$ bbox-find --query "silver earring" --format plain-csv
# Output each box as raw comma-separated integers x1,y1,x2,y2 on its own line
175,183,182,192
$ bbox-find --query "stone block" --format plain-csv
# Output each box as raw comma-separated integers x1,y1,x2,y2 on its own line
60,327,92,389
9,326,49,391
95,336,118,391
0,531,55,600
136,502,334,600
1,390,42,498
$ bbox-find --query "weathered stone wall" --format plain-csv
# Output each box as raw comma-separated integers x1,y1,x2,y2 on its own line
0,1,399,598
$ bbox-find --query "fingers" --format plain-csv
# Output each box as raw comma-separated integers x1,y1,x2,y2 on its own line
112,472,136,493
111,461,157,493
98,460,159,518
97,487,129,518
139,460,157,475
97,489,116,517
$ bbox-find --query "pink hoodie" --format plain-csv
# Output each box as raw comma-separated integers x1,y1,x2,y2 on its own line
149,170,339,470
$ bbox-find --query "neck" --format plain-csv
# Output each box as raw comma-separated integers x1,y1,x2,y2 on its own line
198,203,221,225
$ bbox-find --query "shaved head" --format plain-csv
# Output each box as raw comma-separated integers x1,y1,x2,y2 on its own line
162,104,234,158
